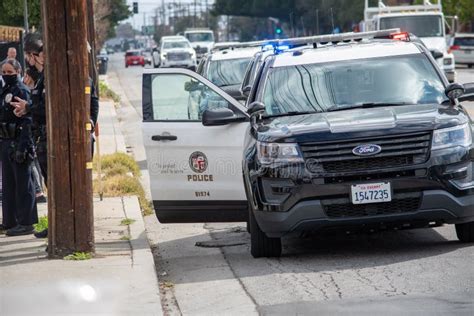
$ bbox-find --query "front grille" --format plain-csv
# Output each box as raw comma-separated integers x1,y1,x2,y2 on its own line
300,132,431,174
322,192,422,218
167,52,190,61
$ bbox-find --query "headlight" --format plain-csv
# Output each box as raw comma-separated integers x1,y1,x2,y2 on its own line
257,142,304,165
432,123,472,150
443,58,453,66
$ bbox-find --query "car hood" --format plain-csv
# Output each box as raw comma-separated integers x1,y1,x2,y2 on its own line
256,104,470,143
420,37,448,53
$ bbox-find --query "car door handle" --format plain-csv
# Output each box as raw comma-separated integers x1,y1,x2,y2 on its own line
152,135,178,141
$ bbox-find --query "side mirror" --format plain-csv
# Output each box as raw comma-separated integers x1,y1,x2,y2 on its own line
247,101,265,116
184,81,200,92
445,83,465,104
241,85,252,98
202,108,241,126
430,49,444,59
459,82,474,102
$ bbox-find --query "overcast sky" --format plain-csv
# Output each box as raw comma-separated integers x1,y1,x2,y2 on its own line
125,0,215,30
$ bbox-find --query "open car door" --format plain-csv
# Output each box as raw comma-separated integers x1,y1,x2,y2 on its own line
142,68,249,223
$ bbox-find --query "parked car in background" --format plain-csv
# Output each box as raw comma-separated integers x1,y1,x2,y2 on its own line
106,46,115,54
125,50,145,68
450,33,474,68
159,36,197,71
197,46,260,101
184,28,215,61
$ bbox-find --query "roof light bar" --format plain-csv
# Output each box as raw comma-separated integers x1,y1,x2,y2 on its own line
211,28,403,53
390,32,410,42
265,28,402,48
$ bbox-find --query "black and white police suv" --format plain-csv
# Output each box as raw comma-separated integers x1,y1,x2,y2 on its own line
196,45,260,101
142,29,474,258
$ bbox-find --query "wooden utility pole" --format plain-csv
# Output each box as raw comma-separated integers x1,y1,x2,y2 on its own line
41,0,94,257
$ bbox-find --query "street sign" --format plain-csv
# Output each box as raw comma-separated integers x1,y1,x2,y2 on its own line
142,25,155,35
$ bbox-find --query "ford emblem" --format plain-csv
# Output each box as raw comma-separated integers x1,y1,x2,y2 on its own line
352,144,382,156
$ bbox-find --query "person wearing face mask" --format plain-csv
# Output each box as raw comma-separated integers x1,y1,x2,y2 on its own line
10,33,46,182
0,59,37,236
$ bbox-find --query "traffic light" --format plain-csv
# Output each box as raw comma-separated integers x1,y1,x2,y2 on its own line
132,2,138,14
276,27,282,35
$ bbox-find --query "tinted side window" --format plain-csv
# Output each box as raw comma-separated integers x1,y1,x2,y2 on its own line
454,37,474,46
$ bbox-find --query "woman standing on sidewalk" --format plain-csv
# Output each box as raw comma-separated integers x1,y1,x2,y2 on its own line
0,59,38,236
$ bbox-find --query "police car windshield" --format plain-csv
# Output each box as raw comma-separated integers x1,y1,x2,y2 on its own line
263,54,446,116
208,57,252,87
380,16,443,37
186,32,214,42
163,41,191,49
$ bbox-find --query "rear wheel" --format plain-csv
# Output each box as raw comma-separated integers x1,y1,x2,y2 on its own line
249,208,281,258
456,222,474,242
469,64,473,69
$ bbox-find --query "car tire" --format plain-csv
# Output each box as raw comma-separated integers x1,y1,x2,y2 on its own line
469,64,473,69
455,222,474,242
125,64,129,68
249,208,282,258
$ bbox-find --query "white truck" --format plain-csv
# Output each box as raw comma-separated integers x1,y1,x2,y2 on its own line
362,0,456,82
184,28,215,62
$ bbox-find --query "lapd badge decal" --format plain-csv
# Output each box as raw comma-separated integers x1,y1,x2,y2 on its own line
5,93,13,104
189,151,208,173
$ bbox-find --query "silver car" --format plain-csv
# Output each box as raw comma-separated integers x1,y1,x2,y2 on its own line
450,33,474,68
159,36,197,71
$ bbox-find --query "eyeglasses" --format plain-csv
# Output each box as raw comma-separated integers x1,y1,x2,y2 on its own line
26,52,40,58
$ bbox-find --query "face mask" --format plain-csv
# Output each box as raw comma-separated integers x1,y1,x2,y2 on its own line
2,74,18,87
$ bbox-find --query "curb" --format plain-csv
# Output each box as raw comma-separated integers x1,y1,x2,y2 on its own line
122,196,163,315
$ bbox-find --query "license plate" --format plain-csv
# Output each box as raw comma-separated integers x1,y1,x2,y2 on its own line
351,182,392,205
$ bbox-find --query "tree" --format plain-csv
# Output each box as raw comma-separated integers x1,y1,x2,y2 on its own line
213,0,365,38
0,0,41,29
441,0,474,26
0,0,131,47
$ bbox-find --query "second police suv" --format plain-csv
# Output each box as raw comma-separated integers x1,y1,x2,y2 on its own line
142,29,474,258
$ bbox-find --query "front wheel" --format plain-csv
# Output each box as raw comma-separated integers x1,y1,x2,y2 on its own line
456,222,474,242
249,209,281,258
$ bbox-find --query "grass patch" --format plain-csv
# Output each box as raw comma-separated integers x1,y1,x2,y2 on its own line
64,252,93,260
99,80,120,103
94,153,153,216
120,235,131,241
98,153,141,178
34,216,48,232
120,218,136,226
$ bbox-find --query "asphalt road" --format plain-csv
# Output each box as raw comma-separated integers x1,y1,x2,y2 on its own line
107,54,474,315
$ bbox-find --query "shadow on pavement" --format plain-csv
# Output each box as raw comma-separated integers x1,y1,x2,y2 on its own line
151,223,472,284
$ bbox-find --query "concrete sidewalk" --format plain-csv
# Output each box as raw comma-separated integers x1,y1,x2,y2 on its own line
0,197,162,315
0,99,163,315
98,100,128,155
